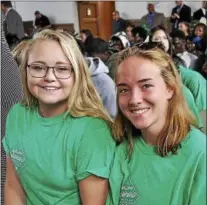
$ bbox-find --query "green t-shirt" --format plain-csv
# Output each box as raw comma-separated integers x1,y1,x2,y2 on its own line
108,127,206,205
179,65,206,112
3,103,115,205
182,85,203,128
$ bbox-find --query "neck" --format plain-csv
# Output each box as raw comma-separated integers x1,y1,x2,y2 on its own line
4,7,9,13
140,115,166,145
38,102,67,118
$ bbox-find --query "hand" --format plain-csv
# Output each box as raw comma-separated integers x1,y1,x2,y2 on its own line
174,13,180,19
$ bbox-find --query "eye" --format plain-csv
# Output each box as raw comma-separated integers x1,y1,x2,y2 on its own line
56,67,70,72
31,64,45,71
118,88,129,94
142,84,153,89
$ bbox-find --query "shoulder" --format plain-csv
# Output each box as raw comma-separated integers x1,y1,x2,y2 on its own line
70,115,111,132
141,14,147,19
6,103,35,124
8,103,27,116
183,127,206,154
114,140,129,159
183,4,191,10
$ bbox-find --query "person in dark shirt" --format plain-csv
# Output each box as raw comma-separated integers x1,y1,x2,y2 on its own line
170,1,191,30
112,11,126,34
193,1,207,21
34,10,50,29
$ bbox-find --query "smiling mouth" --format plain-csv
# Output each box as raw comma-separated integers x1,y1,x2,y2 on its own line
130,108,150,115
40,86,60,90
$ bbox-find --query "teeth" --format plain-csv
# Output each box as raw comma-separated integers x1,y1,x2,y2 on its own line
43,87,58,90
132,108,149,114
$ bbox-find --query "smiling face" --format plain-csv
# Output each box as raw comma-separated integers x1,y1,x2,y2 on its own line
152,30,170,52
27,39,74,116
195,26,204,37
116,56,173,132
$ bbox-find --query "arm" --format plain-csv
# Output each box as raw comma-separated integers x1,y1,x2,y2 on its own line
6,11,16,35
74,118,115,205
5,157,26,205
186,7,191,22
170,8,176,22
79,176,109,205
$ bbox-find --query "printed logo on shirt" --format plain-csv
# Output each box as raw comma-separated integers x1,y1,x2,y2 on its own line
10,142,26,172
119,177,139,205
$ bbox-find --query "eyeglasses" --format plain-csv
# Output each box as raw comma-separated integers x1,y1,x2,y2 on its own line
27,63,73,79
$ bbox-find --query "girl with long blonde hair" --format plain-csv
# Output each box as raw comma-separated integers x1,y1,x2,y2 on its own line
3,29,115,205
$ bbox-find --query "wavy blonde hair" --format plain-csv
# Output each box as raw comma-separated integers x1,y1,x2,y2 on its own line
12,39,31,66
113,46,198,156
17,29,112,125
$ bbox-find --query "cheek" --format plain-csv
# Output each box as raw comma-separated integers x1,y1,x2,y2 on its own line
118,95,128,110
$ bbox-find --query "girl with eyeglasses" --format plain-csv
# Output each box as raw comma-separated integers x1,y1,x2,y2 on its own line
3,29,115,205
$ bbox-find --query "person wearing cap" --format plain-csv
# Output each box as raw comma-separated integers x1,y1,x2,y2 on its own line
34,10,50,29
109,31,130,52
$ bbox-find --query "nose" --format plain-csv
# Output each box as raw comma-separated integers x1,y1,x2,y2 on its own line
129,88,143,106
44,68,56,81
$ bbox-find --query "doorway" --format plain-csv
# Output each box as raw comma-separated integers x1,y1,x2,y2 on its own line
77,1,115,41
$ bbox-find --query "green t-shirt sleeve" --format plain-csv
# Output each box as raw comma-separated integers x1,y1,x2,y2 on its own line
182,86,203,128
2,104,18,155
189,153,206,205
74,118,115,182
179,66,206,112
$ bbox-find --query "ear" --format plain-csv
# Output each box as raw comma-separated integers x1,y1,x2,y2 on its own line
166,87,174,100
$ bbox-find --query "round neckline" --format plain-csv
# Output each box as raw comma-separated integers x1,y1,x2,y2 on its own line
135,129,192,155
135,136,157,155
35,107,68,125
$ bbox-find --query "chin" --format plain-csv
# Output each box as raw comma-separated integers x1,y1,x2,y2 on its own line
38,98,67,106
129,118,151,130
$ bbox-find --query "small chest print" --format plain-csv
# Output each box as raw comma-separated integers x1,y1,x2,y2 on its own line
10,143,26,172
119,177,139,205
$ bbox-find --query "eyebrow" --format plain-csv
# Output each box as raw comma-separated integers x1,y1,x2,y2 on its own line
117,78,153,87
30,61,70,65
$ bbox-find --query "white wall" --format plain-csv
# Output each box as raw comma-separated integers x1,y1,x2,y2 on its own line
13,1,79,32
115,1,202,19
13,1,203,34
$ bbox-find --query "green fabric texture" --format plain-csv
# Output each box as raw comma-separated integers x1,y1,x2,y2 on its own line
179,65,206,112
182,85,203,128
107,127,206,205
3,103,115,205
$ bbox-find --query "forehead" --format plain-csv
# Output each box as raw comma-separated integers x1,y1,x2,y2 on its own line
28,39,69,63
117,56,161,82
153,30,166,37
173,37,183,42
195,26,204,31
148,4,154,7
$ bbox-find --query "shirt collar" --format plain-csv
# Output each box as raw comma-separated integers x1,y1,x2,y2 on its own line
201,8,205,15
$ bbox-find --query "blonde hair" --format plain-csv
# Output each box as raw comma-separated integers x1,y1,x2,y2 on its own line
12,39,31,66
18,29,112,125
113,46,198,156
